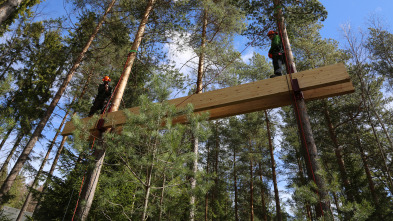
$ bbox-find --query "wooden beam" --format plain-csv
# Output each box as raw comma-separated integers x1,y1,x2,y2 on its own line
62,63,353,135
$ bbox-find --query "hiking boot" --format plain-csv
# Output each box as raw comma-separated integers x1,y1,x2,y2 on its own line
270,73,282,78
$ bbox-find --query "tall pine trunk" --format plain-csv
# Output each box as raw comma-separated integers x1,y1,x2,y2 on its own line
295,152,313,220
365,110,393,194
249,157,254,221
205,143,210,221
74,1,155,219
19,72,92,218
264,110,281,220
322,101,354,202
0,132,23,175
0,0,24,25
0,126,14,151
258,163,268,221
272,0,331,217
233,148,239,221
0,0,116,201
190,8,207,221
351,119,379,206
159,175,166,221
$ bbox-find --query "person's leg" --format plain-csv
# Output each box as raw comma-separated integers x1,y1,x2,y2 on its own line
272,55,279,74
274,54,283,76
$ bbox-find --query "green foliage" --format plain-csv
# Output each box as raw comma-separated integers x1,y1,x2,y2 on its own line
0,165,27,209
366,27,393,87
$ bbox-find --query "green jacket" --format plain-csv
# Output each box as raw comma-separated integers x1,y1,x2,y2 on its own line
269,34,283,55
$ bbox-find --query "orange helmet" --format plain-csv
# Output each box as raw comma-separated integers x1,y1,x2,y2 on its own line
267,30,276,36
102,76,111,82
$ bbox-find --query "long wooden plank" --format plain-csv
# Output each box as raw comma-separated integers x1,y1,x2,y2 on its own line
62,63,352,135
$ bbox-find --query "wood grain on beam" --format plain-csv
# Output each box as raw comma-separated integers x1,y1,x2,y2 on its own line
62,63,352,135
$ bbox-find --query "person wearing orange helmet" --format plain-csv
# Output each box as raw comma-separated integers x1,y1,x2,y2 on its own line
88,76,113,116
267,30,286,78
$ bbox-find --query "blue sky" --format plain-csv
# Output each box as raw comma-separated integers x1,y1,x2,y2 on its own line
320,0,393,40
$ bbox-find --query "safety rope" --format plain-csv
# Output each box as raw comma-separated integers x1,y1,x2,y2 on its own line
71,50,134,220
275,1,324,216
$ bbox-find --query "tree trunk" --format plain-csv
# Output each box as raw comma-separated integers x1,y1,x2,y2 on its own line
19,72,92,218
0,132,23,175
0,0,23,25
365,107,393,194
74,1,155,220
214,124,219,218
159,175,166,221
0,0,115,201
249,158,254,221
142,163,154,221
0,56,17,80
189,134,198,221
264,110,282,221
352,119,379,206
272,0,332,217
190,8,207,221
258,163,267,221
34,135,67,214
332,192,341,215
322,101,354,202
234,148,239,221
0,126,14,152
295,153,313,220
205,143,210,221
16,139,54,221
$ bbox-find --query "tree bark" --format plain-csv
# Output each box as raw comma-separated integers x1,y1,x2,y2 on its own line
190,8,207,221
272,0,332,217
0,132,23,176
0,126,14,152
249,157,254,221
0,0,23,25
351,119,379,206
365,109,393,194
258,163,268,221
205,143,210,221
233,148,239,221
16,137,54,221
264,110,282,221
0,0,115,201
34,135,67,213
322,101,354,202
295,153,313,220
74,1,155,220
25,72,92,216
159,175,166,221
141,163,154,221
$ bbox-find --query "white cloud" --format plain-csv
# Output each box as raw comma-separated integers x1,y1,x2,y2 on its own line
164,32,198,76
241,48,255,63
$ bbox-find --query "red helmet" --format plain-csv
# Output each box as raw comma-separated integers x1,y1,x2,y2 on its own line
102,76,111,82
267,30,276,36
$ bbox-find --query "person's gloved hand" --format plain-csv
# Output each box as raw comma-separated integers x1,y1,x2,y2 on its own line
268,53,273,58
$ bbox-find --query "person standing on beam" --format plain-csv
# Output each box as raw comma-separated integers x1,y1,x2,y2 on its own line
88,75,113,117
268,30,286,78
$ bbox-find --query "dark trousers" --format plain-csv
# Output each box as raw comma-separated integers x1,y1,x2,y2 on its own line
272,53,286,75
88,100,106,116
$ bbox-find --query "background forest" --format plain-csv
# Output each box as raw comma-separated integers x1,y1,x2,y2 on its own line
0,0,392,220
